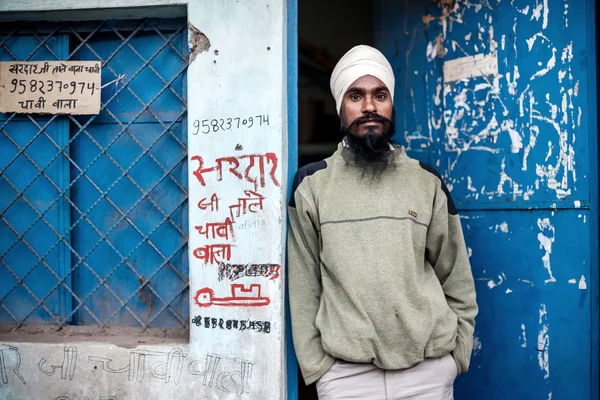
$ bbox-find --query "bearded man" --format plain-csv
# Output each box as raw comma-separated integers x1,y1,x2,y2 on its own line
288,45,478,400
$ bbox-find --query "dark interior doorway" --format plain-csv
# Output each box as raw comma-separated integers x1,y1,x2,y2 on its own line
297,1,375,398
298,0,375,169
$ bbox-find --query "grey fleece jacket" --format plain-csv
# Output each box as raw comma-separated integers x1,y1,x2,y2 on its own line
287,142,478,385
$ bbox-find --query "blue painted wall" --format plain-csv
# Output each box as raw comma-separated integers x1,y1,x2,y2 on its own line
376,1,598,398
287,0,300,399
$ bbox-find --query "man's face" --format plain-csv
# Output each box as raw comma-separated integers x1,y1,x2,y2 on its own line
340,75,393,136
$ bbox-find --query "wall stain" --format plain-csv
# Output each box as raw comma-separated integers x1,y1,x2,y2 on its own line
188,21,211,64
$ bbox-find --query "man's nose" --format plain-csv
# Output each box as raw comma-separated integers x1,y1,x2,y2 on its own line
362,96,377,113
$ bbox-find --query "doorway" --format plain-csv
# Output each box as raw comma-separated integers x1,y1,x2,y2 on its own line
296,1,376,397
298,0,375,169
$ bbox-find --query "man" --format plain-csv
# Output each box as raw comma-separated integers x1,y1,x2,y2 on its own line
287,45,478,399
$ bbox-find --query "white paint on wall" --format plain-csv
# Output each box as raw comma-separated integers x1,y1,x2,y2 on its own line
467,176,477,192
186,0,287,398
561,42,574,63
472,335,482,356
558,69,567,83
487,272,506,289
533,113,575,199
532,2,543,21
537,303,550,379
490,222,509,233
537,218,557,284
542,0,549,29
531,47,556,80
507,65,520,95
545,141,554,161
499,222,509,233
578,275,587,290
568,278,577,284
521,323,527,348
531,0,549,28
526,32,550,52
497,157,513,195
429,0,582,203
426,41,437,62
501,119,523,153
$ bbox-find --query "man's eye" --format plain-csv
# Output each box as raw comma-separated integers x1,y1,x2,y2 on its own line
376,94,387,100
351,95,361,101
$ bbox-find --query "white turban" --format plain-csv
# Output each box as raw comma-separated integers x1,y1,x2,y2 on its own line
330,45,395,115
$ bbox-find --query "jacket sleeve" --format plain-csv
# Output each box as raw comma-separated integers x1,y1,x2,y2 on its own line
426,180,478,375
288,186,335,385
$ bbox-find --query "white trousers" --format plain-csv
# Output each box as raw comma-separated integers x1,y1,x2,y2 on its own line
316,354,457,400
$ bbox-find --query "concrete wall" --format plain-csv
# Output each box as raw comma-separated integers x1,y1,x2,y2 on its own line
186,0,288,398
0,0,289,399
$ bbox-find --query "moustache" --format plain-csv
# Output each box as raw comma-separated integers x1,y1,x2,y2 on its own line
348,113,392,129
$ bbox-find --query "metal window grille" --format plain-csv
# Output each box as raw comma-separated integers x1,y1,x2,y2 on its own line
0,18,189,333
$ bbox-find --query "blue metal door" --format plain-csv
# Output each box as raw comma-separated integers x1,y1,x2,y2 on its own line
0,19,189,331
376,0,598,398
0,34,72,324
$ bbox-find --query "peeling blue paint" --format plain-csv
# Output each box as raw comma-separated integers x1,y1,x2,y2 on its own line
376,0,598,398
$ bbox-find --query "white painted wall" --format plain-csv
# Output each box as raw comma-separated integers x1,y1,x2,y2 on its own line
0,0,289,399
186,0,288,398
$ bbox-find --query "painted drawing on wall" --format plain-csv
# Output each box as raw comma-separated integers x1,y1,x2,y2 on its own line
188,353,254,394
89,348,186,385
194,284,271,307
0,345,25,385
39,345,78,380
191,153,279,189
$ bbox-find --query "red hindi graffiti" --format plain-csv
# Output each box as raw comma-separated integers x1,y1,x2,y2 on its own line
195,218,235,241
191,153,279,190
194,284,270,307
229,190,264,221
198,193,219,211
193,244,233,264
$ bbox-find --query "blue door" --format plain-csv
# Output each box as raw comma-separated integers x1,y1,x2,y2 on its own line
0,34,72,324
376,0,598,399
0,19,189,331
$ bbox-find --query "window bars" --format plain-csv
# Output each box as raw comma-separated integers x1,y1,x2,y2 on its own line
0,18,189,332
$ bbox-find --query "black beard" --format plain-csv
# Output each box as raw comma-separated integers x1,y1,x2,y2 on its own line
341,111,396,181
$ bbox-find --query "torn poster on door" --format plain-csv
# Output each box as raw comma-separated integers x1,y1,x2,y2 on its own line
443,53,498,83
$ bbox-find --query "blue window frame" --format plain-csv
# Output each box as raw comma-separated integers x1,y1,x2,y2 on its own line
0,18,189,331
